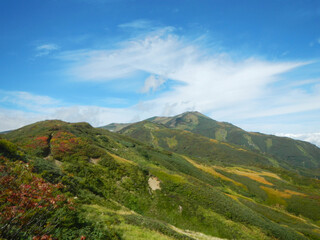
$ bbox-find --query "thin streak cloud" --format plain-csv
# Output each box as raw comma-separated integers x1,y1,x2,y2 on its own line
35,43,59,57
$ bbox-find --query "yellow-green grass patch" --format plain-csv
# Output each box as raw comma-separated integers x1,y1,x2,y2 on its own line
216,166,281,186
209,139,248,152
108,152,137,165
260,186,307,199
150,167,187,184
166,136,178,148
117,223,176,240
182,156,245,188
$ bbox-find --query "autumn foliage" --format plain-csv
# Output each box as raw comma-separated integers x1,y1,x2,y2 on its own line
51,131,83,159
26,136,49,149
24,135,50,157
0,156,72,239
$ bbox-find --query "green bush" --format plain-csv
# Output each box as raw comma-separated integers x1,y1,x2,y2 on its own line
0,138,20,159
33,158,63,183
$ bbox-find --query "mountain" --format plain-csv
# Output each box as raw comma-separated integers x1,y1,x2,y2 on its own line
147,112,320,174
1,118,320,240
119,120,272,167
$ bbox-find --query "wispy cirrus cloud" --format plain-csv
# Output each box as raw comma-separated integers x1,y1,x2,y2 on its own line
118,19,154,30
58,24,312,121
35,43,59,57
0,90,60,112
58,26,179,81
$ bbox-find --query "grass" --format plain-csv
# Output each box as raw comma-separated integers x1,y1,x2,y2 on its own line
108,152,137,165
266,138,273,149
239,198,320,240
214,128,227,142
195,207,273,240
215,166,281,186
83,204,192,240
260,186,306,199
182,155,245,188
166,136,178,148
229,169,274,185
209,139,248,152
118,223,177,240
149,167,187,185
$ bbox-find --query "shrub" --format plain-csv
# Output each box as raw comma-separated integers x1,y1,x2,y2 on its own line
0,139,20,159
0,156,72,239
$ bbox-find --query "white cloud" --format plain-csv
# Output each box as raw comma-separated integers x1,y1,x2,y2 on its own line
0,108,45,132
276,133,320,147
49,105,135,126
58,27,185,81
141,75,166,93
55,26,320,126
0,90,140,131
0,105,136,132
35,43,59,56
0,90,60,112
36,44,59,51
118,20,153,29
1,89,319,150
1,25,320,139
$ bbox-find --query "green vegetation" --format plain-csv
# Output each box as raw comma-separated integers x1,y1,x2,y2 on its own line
149,112,320,174
0,113,320,239
120,121,271,167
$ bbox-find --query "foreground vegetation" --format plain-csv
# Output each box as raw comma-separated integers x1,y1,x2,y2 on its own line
1,115,320,239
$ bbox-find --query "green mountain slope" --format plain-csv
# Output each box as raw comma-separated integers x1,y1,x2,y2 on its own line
148,112,320,173
119,120,320,239
119,121,272,167
1,120,320,240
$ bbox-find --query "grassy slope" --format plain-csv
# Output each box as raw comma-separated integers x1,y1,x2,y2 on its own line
120,120,320,239
119,121,272,167
148,112,320,175
1,120,320,239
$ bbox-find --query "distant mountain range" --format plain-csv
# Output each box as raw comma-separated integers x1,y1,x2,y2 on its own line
1,112,320,240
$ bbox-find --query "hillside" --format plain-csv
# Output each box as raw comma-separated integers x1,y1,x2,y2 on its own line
1,119,320,239
119,121,272,167
147,112,320,177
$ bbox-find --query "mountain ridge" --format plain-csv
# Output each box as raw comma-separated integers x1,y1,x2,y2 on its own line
1,116,320,239
102,111,318,147
103,111,320,174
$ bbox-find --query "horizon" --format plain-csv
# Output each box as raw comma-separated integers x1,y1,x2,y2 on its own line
2,110,320,147
1,0,320,146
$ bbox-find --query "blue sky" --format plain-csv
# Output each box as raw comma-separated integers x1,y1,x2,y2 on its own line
1,0,320,145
